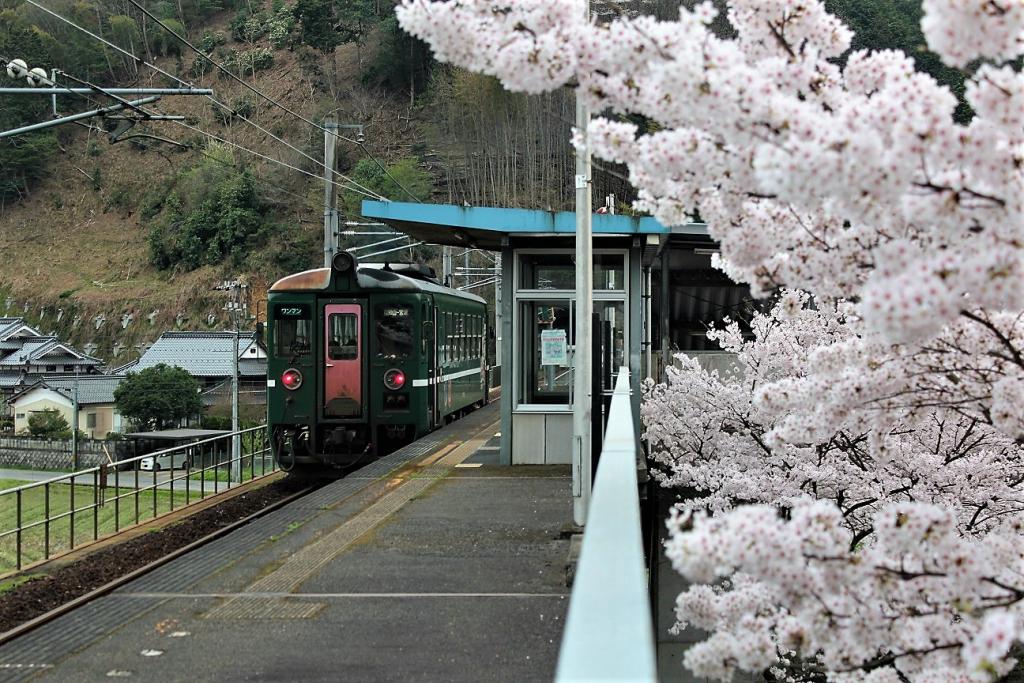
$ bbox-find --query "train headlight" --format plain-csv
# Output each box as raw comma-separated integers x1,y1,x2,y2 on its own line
282,368,303,390
332,251,355,273
383,368,406,391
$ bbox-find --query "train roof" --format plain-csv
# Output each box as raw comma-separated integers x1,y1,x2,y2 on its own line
270,266,486,304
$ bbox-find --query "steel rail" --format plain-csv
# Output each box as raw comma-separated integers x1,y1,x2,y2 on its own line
0,479,316,647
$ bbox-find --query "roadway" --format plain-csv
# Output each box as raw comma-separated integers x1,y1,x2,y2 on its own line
0,468,256,495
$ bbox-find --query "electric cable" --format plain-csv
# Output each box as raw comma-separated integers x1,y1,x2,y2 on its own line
172,119,372,197
122,0,424,204
21,0,387,201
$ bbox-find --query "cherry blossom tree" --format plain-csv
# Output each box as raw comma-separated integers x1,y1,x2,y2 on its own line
396,0,1024,679
645,293,1024,680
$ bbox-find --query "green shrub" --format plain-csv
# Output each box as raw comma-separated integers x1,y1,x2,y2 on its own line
230,10,269,43
115,365,202,431
189,55,214,79
224,48,274,76
198,31,226,53
268,4,296,48
211,96,256,125
26,409,71,439
341,156,433,215
148,155,266,271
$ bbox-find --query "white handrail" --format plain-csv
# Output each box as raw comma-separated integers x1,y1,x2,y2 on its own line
556,367,657,681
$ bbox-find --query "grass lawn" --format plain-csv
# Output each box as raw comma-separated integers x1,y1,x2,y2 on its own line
0,478,191,573
188,455,276,483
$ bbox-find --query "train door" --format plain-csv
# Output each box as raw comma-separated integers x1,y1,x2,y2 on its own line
323,303,363,419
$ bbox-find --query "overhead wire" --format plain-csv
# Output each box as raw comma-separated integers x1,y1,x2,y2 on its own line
171,119,372,197
1,51,349,210
121,0,424,204
21,0,386,201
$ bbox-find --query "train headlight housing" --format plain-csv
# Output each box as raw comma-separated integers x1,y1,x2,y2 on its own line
332,251,355,273
282,368,303,390
383,368,406,391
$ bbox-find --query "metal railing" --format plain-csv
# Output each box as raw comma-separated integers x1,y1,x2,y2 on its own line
556,367,657,681
0,426,277,576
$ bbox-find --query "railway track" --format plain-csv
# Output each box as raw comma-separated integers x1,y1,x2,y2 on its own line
0,394,501,656
0,478,323,646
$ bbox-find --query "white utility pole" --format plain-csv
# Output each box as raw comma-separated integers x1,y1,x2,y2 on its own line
494,252,502,372
323,115,339,268
71,370,80,471
572,0,594,526
229,281,244,485
442,246,453,286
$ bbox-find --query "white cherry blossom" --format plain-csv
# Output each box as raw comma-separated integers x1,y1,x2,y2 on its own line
396,1,1024,679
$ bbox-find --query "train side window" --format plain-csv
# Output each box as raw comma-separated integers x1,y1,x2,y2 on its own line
446,312,454,364
440,313,447,364
328,314,359,360
458,315,465,361
454,315,460,362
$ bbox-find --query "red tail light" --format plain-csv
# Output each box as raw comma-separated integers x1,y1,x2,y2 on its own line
383,368,406,390
282,368,303,390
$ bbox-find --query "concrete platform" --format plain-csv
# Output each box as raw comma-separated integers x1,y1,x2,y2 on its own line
0,403,574,682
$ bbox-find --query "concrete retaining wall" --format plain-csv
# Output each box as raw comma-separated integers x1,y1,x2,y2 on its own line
0,437,133,471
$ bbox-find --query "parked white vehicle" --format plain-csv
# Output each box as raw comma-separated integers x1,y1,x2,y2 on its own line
139,449,190,471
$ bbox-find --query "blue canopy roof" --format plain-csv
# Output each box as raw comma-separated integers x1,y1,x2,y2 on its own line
360,201,706,250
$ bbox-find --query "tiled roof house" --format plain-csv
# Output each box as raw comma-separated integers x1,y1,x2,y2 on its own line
0,318,103,407
121,331,267,389
10,375,125,438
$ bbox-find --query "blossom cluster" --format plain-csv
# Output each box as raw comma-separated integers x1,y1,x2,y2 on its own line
644,295,1024,679
667,501,1024,682
398,0,1024,343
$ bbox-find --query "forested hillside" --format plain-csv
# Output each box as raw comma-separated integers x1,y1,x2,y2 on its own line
0,0,963,362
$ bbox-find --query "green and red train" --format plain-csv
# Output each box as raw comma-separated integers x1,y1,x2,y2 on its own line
267,251,489,470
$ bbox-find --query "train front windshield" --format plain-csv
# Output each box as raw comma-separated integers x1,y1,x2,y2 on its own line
376,305,414,359
274,305,312,358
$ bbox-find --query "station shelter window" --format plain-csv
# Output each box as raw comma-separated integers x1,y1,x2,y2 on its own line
519,253,624,291
515,251,628,408
520,300,573,404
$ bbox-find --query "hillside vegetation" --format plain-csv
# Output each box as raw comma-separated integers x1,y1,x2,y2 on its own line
0,0,963,363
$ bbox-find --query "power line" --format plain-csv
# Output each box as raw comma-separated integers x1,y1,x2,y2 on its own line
5,62,372,237
121,0,424,205
201,96,383,201
172,119,376,197
124,0,348,142
21,0,386,202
